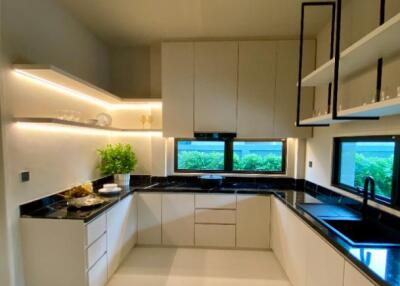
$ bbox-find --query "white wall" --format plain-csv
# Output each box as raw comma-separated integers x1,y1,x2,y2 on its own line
0,1,157,285
306,0,400,215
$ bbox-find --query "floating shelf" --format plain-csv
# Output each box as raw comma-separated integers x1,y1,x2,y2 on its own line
299,114,335,125
300,96,400,125
13,64,162,109
14,118,163,136
302,12,400,87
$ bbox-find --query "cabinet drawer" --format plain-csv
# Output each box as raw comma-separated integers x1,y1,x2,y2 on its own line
195,209,236,224
195,224,236,248
87,233,107,269
195,194,236,209
88,253,108,286
86,214,106,246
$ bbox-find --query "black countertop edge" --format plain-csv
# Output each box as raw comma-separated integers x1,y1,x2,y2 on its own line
273,192,394,286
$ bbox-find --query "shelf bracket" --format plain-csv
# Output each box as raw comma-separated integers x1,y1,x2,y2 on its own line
296,2,336,127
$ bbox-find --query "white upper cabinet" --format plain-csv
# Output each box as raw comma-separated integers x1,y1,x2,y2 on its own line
274,40,315,138
237,41,277,138
162,42,194,137
194,41,239,132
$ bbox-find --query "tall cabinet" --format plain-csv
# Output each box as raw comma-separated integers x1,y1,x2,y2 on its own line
194,42,239,133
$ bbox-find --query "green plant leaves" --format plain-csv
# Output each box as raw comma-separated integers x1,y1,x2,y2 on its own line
97,143,138,175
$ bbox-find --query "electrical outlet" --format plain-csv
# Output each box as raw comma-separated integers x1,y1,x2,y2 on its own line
21,171,30,182
308,161,313,168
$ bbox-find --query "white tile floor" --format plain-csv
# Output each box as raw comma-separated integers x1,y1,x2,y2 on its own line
107,247,291,286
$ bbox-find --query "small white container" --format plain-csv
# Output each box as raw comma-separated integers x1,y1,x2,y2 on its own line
103,183,118,189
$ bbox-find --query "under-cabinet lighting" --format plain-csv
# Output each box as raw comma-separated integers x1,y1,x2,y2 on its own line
14,69,162,110
15,122,162,137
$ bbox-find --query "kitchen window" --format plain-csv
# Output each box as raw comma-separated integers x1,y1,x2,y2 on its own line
175,139,286,174
332,136,400,205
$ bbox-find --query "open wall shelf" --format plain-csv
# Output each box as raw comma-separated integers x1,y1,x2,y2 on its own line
14,118,163,136
13,64,162,109
302,12,400,87
300,96,400,125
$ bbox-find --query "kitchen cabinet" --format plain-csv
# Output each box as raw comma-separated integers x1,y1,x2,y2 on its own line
137,192,162,245
237,41,277,138
107,194,137,278
195,224,236,248
194,41,238,132
274,40,315,138
162,42,194,137
305,228,345,286
236,195,270,249
344,262,375,286
162,193,195,246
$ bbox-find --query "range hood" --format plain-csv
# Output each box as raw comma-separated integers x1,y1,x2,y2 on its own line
194,132,237,140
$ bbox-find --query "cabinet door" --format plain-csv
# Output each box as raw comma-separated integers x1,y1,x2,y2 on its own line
237,41,277,138
162,42,194,137
137,193,162,245
162,193,194,246
271,197,288,269
121,193,137,260
236,195,270,249
274,40,315,138
344,262,375,286
107,196,131,278
305,229,344,286
194,41,238,132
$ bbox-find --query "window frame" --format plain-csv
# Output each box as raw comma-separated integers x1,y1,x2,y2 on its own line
174,138,287,175
331,135,400,207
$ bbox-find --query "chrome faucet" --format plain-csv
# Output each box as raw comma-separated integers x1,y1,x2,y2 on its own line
360,176,376,220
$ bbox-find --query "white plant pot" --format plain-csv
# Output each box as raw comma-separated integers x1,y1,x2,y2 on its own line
114,173,131,186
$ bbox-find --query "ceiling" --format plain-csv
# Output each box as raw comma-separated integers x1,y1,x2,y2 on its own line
57,0,333,47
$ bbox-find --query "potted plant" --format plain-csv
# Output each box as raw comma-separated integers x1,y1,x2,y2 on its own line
97,143,138,186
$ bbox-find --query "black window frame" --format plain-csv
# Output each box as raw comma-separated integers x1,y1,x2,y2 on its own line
174,138,287,175
332,135,400,208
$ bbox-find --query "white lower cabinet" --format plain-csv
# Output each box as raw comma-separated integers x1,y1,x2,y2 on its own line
305,228,344,286
137,192,162,245
236,195,270,249
271,197,375,286
195,224,236,248
88,254,108,286
344,262,375,286
21,193,137,286
162,193,195,246
107,194,137,278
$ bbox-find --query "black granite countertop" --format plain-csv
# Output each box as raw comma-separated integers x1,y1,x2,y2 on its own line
19,178,400,286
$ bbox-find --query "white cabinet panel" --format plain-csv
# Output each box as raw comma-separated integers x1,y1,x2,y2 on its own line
274,40,315,138
162,193,195,246
236,195,270,249
194,41,238,132
237,41,277,138
121,193,137,260
86,214,106,246
87,233,107,270
162,42,194,137
88,254,108,286
195,224,236,248
344,262,375,286
107,195,132,278
195,209,236,224
137,193,162,245
195,194,236,209
305,230,344,286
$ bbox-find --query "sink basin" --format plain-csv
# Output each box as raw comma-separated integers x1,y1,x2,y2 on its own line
322,219,400,247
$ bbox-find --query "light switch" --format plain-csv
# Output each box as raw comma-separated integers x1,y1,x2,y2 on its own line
21,171,30,182
308,161,313,168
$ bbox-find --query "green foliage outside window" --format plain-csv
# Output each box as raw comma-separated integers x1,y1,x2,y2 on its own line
353,153,393,198
177,151,282,171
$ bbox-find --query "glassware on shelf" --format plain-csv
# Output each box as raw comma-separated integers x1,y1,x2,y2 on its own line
397,86,400,98
140,115,147,129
